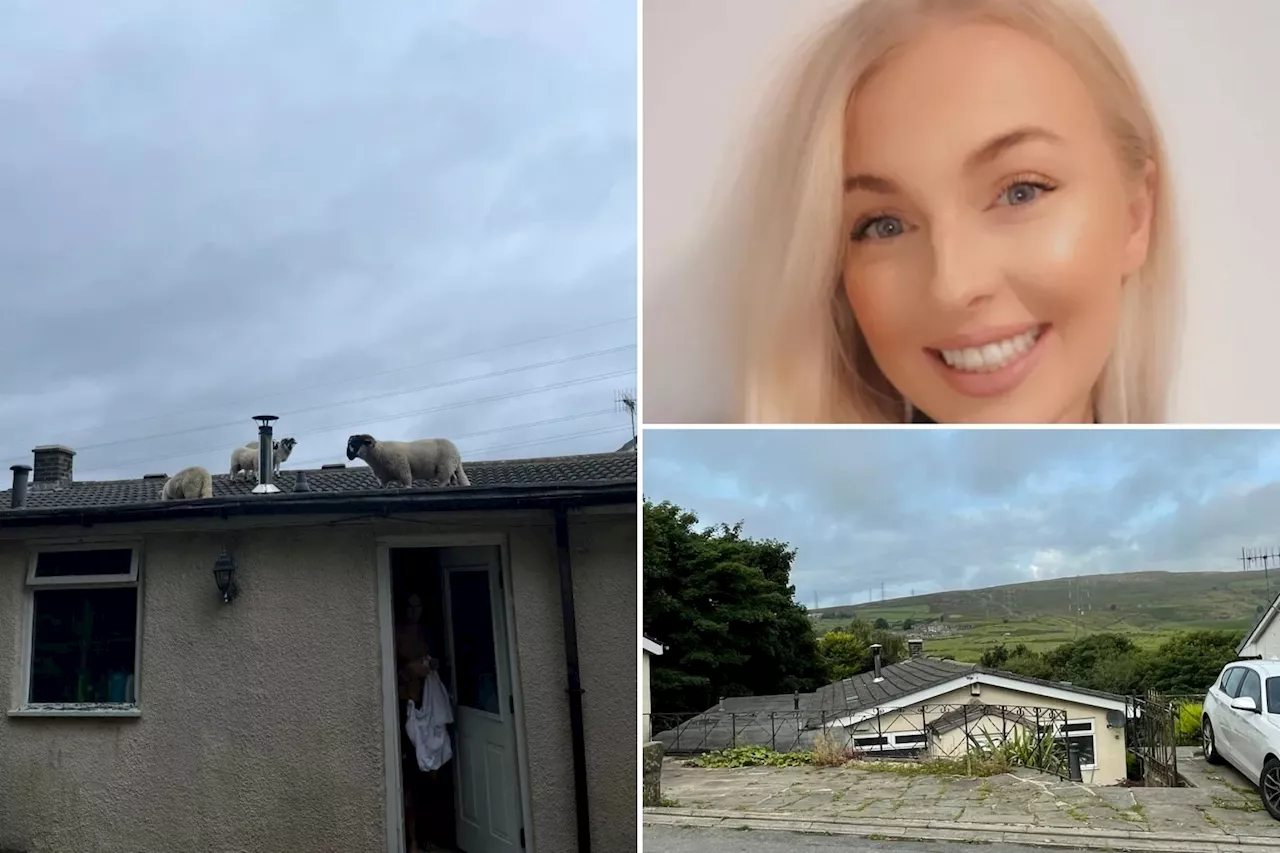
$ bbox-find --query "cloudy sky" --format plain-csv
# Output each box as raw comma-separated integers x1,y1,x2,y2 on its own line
644,429,1280,607
0,0,636,482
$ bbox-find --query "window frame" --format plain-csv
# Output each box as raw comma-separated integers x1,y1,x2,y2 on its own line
1040,718,1098,772
850,730,929,752
12,540,144,718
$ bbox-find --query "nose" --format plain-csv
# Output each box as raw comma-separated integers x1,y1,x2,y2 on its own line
926,219,1000,311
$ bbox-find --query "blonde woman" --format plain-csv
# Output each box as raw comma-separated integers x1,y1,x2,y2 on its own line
733,0,1179,424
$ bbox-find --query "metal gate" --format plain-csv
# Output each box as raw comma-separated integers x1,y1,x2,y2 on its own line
1126,693,1180,787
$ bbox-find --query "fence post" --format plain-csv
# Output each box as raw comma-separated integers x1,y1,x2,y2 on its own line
963,704,971,775
731,713,737,749
771,712,777,752
1068,740,1083,783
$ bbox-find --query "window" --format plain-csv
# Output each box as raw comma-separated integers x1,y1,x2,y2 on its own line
25,545,141,707
1267,678,1280,715
849,731,927,751
1238,669,1263,709
1221,667,1246,697
1039,720,1097,770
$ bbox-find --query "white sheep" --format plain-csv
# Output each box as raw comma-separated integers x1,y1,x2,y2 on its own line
159,466,213,500
345,434,470,488
230,437,297,481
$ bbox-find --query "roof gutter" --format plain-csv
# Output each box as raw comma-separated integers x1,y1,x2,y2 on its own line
0,481,635,530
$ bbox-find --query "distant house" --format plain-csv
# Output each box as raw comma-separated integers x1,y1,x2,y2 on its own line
1237,592,1280,659
642,635,664,741
0,439,636,853
653,641,1131,786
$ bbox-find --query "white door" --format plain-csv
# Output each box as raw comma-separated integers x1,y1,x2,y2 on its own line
440,546,523,853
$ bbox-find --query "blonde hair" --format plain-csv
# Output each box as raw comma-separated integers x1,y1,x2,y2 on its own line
734,0,1180,424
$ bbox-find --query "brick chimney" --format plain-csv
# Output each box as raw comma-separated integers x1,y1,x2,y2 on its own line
31,445,75,487
908,638,924,658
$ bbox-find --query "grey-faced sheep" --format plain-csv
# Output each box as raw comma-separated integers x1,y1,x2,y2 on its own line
345,434,470,489
230,437,297,481
160,466,213,500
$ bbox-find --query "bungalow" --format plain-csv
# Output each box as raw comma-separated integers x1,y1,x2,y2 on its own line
0,436,637,853
653,641,1130,786
1237,591,1280,659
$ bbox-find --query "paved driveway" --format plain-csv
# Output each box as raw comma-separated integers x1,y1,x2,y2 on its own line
646,825,1087,853
655,758,1280,840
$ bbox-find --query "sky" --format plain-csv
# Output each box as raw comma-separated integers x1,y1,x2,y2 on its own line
643,429,1280,607
0,0,636,482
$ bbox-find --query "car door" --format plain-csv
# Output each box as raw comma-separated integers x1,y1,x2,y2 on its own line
1231,668,1267,782
1214,666,1247,764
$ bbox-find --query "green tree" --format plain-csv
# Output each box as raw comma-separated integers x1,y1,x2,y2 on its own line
873,617,890,630
902,618,915,631
642,500,827,712
1143,631,1239,694
818,630,868,681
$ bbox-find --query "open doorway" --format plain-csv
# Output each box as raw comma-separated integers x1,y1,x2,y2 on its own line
390,545,525,853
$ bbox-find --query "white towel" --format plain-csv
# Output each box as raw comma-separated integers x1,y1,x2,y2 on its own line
405,670,454,772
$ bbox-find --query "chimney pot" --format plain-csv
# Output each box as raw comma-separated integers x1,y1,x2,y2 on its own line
292,470,311,493
10,464,31,509
251,416,280,495
31,445,75,486
871,643,883,681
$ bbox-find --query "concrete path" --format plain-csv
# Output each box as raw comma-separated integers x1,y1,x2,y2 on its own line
646,825,1089,853
644,759,1280,852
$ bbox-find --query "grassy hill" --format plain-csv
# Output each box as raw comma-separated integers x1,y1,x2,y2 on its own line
810,570,1276,662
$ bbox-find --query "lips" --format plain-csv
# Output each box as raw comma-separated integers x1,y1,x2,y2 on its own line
924,323,1051,400
934,326,1044,373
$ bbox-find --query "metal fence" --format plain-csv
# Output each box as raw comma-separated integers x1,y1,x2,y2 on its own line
1125,692,1199,787
647,703,1071,777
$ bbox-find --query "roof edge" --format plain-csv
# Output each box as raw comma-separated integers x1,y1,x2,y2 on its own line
0,481,636,530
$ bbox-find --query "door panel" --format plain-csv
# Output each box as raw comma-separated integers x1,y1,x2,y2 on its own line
440,546,522,853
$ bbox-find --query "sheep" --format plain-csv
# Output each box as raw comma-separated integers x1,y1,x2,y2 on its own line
159,466,213,500
345,434,470,489
230,437,297,481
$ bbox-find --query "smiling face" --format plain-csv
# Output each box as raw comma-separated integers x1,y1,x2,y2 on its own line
840,21,1154,423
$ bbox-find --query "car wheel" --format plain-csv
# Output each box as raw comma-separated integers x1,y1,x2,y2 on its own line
1203,717,1224,765
1262,757,1280,821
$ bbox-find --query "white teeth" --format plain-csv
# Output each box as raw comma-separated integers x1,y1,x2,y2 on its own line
939,327,1041,373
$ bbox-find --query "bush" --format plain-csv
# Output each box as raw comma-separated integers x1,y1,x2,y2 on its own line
1176,702,1204,747
692,746,813,768
812,730,861,766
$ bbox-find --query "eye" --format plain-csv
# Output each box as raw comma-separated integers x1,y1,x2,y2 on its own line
851,215,908,242
995,179,1057,208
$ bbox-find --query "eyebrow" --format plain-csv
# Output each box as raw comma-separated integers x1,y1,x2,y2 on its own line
843,126,1065,194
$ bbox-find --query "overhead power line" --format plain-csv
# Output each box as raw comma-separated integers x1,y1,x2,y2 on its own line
4,343,634,459
74,372,632,475
21,314,636,443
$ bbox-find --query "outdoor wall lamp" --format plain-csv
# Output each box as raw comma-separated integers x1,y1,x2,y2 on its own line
213,549,239,604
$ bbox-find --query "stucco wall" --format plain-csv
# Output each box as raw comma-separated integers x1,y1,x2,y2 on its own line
1240,613,1280,659
643,651,652,741
570,512,638,851
0,506,638,853
0,524,387,853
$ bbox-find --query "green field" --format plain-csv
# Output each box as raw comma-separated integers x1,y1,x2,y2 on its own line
810,570,1275,661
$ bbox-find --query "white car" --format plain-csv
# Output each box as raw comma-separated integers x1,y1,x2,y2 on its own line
1202,659,1280,819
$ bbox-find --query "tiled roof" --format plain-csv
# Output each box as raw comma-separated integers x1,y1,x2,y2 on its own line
0,452,635,514
814,657,976,715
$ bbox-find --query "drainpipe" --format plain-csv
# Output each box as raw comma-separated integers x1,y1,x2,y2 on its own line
554,504,592,853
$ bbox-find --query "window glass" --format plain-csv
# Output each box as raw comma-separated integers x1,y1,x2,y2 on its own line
29,587,137,703
1222,667,1246,697
1066,733,1096,766
1266,677,1280,714
1239,670,1263,708
448,570,500,715
34,549,133,578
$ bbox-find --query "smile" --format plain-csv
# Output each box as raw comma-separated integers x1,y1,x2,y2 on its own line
934,326,1043,373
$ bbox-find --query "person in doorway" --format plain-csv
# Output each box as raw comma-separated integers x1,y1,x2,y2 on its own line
397,593,439,853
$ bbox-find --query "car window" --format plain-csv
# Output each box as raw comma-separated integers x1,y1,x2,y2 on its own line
1268,677,1280,714
1239,669,1263,707
1222,667,1246,697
